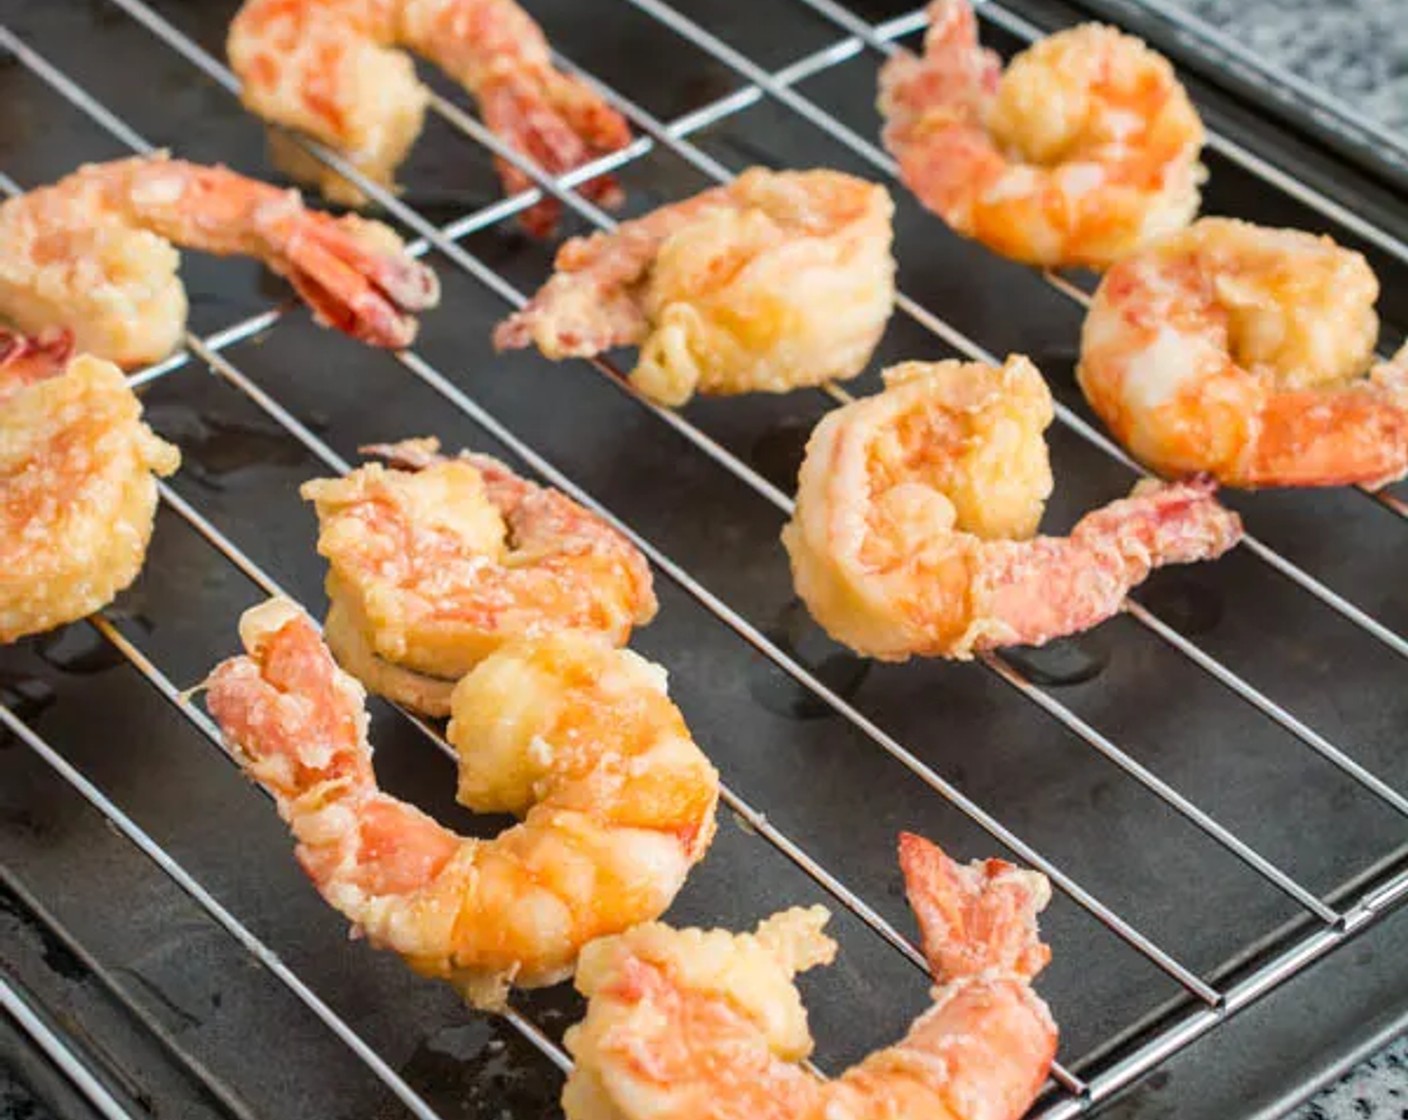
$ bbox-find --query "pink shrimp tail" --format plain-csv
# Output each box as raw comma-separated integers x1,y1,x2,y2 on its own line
878,0,1003,221
1244,362,1408,488
898,832,1052,982
205,603,372,800
278,214,440,350
923,0,984,61
975,476,1241,651
206,601,464,905
1079,474,1242,561
479,67,630,238
359,437,448,471
491,269,648,356
0,327,74,391
879,0,999,135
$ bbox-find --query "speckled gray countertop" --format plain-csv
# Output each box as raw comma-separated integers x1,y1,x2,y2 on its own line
1165,0,1408,134
1294,1041,1408,1120
1148,2,1408,1116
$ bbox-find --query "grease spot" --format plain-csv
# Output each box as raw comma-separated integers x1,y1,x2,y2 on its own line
749,600,870,719
144,403,306,491
0,674,56,730
34,627,124,676
1002,635,1108,687
749,416,814,492
400,1019,565,1118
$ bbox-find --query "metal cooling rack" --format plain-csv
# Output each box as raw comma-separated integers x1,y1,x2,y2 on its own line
2,1,1407,1117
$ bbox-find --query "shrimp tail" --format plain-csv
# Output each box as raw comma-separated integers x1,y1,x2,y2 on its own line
206,598,374,802
359,437,447,471
877,0,1005,233
89,155,439,351
1243,352,1408,488
923,0,987,58
973,476,1241,651
208,598,465,897
899,832,1052,982
1079,475,1243,567
492,270,651,357
276,213,440,349
878,0,999,140
478,65,631,237
0,326,74,388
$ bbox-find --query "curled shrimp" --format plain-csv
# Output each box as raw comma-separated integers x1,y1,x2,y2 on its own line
302,438,657,717
228,0,632,236
563,832,1057,1120
782,358,1242,660
878,0,1204,268
1,336,180,644
494,168,896,406
0,154,438,367
1078,217,1408,488
206,599,719,1008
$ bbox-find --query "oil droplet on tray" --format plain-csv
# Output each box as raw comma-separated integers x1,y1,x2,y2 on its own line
36,626,124,675
144,403,307,490
1001,635,1108,687
748,599,870,719
749,416,813,493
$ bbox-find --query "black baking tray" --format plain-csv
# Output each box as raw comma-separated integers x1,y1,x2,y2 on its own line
2,1,1406,1117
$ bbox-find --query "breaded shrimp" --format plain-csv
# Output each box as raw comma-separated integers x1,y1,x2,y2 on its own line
0,337,180,644
228,0,632,235
0,154,439,367
1078,217,1408,488
206,600,718,1008
782,358,1242,660
563,833,1057,1120
302,438,657,717
879,0,1204,268
494,168,896,406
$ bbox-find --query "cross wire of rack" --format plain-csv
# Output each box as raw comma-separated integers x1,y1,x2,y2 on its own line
2,2,1407,1118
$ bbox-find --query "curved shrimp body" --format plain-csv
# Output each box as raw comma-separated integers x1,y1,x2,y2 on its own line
563,833,1056,1120
782,358,1242,660
302,438,657,716
229,0,632,235
879,0,1204,268
494,168,896,406
1078,218,1408,488
206,599,718,1007
0,155,438,366
0,343,180,643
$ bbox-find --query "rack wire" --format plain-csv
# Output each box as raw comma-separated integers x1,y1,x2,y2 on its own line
2,1,1407,1117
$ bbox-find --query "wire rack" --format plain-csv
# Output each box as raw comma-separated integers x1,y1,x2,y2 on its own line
2,1,1407,1117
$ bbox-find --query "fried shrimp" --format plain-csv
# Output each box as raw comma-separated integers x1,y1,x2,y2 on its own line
206,600,719,1007
494,168,896,406
563,833,1057,1120
228,0,632,235
0,154,439,367
1078,218,1408,488
782,358,1242,660
879,0,1204,268
0,337,180,644
302,438,657,717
